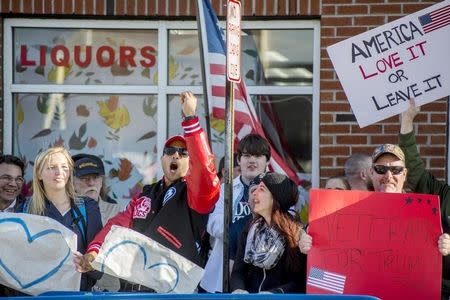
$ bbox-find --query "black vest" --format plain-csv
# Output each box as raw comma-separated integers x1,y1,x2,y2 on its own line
132,179,209,266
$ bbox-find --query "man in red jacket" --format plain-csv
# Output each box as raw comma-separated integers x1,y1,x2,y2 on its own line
74,91,220,291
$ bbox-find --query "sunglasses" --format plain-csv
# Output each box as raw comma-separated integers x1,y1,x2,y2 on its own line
163,146,188,157
373,165,405,175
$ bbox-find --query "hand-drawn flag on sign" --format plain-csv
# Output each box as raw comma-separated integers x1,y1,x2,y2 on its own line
307,266,346,294
418,3,450,33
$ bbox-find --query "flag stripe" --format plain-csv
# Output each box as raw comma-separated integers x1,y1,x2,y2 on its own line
420,4,450,33
198,0,301,184
307,281,344,294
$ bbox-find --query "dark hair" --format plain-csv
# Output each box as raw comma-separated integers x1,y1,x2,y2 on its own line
217,155,239,180
0,155,25,176
237,134,271,161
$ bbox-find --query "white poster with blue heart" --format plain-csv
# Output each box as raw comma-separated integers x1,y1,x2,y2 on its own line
90,225,205,293
0,213,80,295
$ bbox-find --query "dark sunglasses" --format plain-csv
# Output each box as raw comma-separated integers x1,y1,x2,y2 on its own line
373,165,405,175
163,146,188,157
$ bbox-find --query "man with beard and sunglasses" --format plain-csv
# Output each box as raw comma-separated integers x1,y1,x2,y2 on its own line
74,91,220,292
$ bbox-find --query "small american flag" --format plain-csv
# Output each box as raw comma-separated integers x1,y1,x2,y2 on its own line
418,3,450,34
307,266,346,294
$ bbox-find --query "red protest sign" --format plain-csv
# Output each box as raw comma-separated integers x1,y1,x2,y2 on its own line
307,189,442,300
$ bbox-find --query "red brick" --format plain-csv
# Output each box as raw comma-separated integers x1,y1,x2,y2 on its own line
24,1,33,13
354,16,385,26
288,0,297,15
74,0,84,13
322,0,352,3
148,0,156,15
1,0,10,13
337,135,367,144
430,135,446,144
320,114,334,123
64,0,73,14
336,5,368,15
189,0,196,15
421,100,447,112
267,0,276,16
34,0,43,13
320,135,334,144
311,0,320,15
243,0,252,16
355,0,387,3
418,124,446,134
321,125,351,134
413,113,428,122
322,37,344,47
54,0,62,13
178,0,187,15
430,158,446,168
85,0,94,14
415,135,428,145
320,59,334,69
321,27,336,37
321,80,344,90
320,168,347,179
420,147,445,156
387,15,404,23
350,146,377,154
321,102,351,112
430,169,445,180
95,0,105,14
322,5,335,15
128,0,136,15
403,3,434,14
371,135,398,145
322,17,353,26
11,0,20,12
336,26,367,37
320,157,334,167
320,92,334,101
430,114,447,123
321,146,351,156
383,124,400,134
44,0,52,13
300,0,308,15
158,0,166,15
336,157,348,166
352,124,382,134
370,4,401,14
335,92,347,101
168,0,176,15
321,70,335,80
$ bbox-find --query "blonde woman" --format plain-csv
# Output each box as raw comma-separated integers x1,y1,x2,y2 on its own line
25,147,102,291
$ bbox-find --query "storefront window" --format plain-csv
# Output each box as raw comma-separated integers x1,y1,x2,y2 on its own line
14,93,158,202
168,30,202,86
5,19,320,204
14,28,158,85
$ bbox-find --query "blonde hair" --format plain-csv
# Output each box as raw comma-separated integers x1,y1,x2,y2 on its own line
29,147,77,215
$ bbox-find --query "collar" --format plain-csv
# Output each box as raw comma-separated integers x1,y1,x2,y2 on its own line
0,199,17,213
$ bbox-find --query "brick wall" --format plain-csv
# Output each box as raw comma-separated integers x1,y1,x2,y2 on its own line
0,0,447,185
320,0,447,186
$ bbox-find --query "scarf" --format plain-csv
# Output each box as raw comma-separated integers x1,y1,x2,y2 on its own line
243,219,286,270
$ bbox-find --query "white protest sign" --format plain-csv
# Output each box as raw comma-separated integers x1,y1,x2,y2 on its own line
0,213,80,295
91,225,204,294
327,0,450,127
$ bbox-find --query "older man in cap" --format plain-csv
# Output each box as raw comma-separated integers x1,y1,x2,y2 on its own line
74,91,220,292
299,143,450,258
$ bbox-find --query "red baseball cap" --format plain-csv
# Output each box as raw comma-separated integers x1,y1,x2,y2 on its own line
164,135,186,148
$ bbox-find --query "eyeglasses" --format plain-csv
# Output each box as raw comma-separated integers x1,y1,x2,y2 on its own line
0,175,24,185
163,146,188,157
373,165,405,175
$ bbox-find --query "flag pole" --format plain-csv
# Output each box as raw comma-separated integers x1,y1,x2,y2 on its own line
195,0,212,145
223,77,234,293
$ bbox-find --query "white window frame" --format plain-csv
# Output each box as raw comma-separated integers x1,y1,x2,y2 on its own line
3,18,320,186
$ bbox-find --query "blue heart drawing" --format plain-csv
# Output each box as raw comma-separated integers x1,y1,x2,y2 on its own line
102,240,179,292
0,217,71,289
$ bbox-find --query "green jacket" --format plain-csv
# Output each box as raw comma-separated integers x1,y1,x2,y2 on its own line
399,131,450,294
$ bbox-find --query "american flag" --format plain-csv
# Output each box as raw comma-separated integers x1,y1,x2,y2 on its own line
307,266,346,294
197,0,301,183
418,3,450,34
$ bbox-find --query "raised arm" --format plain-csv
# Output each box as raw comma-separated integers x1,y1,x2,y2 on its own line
181,91,220,214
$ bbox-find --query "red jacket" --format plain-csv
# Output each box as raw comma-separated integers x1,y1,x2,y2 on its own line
87,117,220,265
